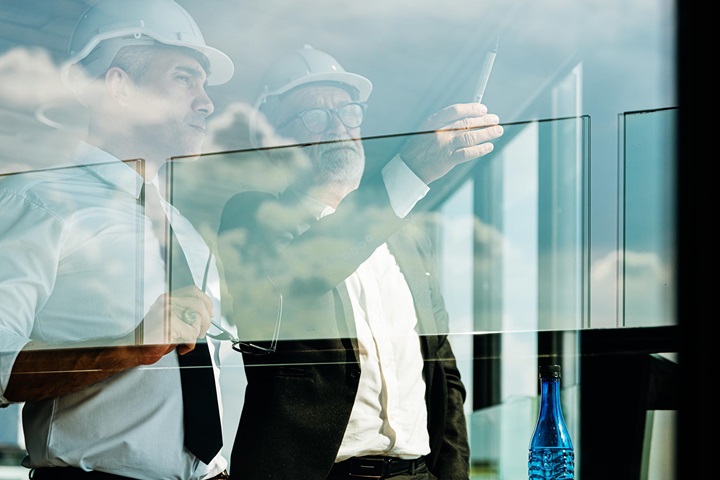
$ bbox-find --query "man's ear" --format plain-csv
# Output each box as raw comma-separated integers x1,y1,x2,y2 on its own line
105,67,133,108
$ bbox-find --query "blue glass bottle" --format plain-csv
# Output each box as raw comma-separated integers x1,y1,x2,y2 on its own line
528,364,574,479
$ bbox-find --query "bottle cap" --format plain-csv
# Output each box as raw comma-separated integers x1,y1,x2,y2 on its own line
538,364,561,378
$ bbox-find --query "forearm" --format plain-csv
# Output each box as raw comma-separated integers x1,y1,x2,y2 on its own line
281,181,407,289
219,182,409,333
4,339,170,402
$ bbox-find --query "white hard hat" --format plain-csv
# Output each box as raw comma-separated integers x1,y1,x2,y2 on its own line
250,45,372,149
254,45,372,111
61,0,234,93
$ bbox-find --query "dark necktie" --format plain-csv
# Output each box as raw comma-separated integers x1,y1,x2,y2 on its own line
143,184,223,465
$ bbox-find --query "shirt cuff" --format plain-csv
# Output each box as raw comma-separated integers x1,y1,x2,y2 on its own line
381,154,430,219
0,329,32,405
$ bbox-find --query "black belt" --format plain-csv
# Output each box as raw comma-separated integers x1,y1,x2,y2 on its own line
329,456,426,479
30,467,229,480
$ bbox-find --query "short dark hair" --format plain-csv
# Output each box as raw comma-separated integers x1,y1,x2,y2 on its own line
107,43,211,84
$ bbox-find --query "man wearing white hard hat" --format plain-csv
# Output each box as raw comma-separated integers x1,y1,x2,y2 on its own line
217,45,503,479
0,1,233,479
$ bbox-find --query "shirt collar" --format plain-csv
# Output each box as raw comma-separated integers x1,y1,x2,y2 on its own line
73,141,145,199
291,189,336,220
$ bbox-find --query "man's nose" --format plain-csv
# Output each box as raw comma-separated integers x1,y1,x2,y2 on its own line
326,112,352,137
194,87,215,116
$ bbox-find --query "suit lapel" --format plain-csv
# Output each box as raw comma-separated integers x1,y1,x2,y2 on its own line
336,282,360,361
387,230,439,353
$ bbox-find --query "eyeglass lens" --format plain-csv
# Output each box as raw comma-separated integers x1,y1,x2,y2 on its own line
301,103,365,134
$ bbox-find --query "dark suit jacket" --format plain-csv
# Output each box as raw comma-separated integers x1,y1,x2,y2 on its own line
217,184,469,480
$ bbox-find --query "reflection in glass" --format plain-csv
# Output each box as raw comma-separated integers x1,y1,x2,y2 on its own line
0,158,145,351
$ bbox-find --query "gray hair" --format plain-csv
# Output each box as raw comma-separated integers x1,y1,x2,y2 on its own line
259,81,360,128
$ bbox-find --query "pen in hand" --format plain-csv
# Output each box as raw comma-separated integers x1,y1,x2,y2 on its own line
473,34,499,104
208,319,239,343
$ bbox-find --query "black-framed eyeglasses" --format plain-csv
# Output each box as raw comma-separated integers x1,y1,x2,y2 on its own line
205,262,283,356
276,102,367,134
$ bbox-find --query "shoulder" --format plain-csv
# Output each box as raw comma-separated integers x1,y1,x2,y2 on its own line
218,190,281,233
391,219,434,250
222,190,279,212
0,168,85,222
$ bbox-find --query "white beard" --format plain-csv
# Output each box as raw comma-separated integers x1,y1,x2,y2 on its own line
308,141,365,190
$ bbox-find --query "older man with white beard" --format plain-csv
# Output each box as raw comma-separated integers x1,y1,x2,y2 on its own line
255,82,368,209
217,45,504,480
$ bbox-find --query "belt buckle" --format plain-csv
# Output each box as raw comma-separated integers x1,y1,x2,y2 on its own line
348,456,386,478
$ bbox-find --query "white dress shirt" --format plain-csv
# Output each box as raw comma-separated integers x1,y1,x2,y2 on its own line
0,142,226,480
294,155,432,461
336,242,432,461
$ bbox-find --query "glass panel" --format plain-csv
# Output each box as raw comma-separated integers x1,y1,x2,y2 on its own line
620,107,678,328
438,180,476,415
472,116,590,335
171,131,509,344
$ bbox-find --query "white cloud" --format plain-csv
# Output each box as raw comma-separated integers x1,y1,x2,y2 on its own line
0,47,73,110
591,249,674,327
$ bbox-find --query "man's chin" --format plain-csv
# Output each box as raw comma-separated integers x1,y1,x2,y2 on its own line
320,148,363,164
314,151,363,183
167,143,206,162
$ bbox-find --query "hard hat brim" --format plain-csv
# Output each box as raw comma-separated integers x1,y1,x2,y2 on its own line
256,71,373,110
156,41,234,86
62,38,234,88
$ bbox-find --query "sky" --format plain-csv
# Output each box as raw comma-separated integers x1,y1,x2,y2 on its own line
0,0,677,334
